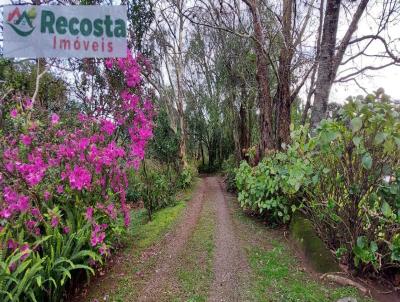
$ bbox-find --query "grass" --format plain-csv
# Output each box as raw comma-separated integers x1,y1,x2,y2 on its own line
83,184,195,302
127,201,186,250
247,236,374,302
173,197,216,302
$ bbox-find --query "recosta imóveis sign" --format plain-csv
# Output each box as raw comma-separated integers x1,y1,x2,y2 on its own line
3,5,127,58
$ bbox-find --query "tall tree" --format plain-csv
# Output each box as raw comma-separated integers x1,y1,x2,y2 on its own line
311,0,369,126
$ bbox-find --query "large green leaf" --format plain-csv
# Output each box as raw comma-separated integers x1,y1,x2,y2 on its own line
361,153,373,170
350,117,363,132
381,201,393,218
352,136,362,147
374,132,387,145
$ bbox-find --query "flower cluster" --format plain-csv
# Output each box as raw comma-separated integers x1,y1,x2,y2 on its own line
0,50,155,256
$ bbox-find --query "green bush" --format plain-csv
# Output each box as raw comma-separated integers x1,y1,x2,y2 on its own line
236,126,314,224
126,159,196,221
177,164,197,189
306,95,400,273
235,94,400,275
222,155,237,192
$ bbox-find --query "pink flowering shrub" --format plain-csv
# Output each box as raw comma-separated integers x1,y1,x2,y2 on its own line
0,51,155,300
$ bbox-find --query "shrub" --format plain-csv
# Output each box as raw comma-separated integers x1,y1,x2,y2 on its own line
177,164,197,190
222,155,237,192
0,51,155,300
235,94,400,276
236,126,314,224
140,162,176,221
306,95,400,273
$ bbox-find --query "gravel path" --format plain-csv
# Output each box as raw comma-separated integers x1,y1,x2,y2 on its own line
208,177,252,302
137,176,251,301
137,178,206,301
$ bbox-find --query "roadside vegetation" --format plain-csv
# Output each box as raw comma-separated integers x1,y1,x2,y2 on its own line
234,93,400,285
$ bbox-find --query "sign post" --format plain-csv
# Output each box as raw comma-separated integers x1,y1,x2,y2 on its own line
3,5,127,58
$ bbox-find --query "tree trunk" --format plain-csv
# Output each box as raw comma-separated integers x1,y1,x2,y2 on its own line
274,0,293,149
244,0,274,156
311,0,341,127
176,0,188,167
200,142,205,166
239,84,250,159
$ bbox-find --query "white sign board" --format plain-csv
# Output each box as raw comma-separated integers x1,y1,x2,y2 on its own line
3,5,127,58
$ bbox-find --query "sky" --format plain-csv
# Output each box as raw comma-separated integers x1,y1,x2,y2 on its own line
1,0,400,102
330,1,400,102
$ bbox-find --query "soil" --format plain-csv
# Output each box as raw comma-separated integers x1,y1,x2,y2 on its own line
137,178,206,301
207,177,252,302
137,176,253,302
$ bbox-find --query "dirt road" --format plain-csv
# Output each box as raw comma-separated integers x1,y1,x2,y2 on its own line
137,176,252,302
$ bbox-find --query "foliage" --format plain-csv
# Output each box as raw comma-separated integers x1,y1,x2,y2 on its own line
235,94,400,275
306,95,400,273
221,155,237,192
178,164,197,190
140,162,176,221
0,51,154,300
148,109,180,167
0,59,67,112
235,126,314,224
126,159,195,221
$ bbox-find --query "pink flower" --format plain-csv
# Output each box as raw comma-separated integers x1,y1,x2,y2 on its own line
9,262,16,272
7,239,18,250
50,216,59,228
25,219,36,231
85,207,94,221
0,208,12,219
44,191,51,201
31,208,40,218
20,134,32,146
105,203,117,219
69,166,91,190
17,155,46,187
90,230,106,246
4,187,18,203
78,137,90,150
5,162,14,172
63,226,70,234
101,120,116,136
56,185,64,194
105,58,113,69
99,244,109,256
20,243,30,260
24,99,33,109
10,109,18,118
16,196,29,212
51,113,60,125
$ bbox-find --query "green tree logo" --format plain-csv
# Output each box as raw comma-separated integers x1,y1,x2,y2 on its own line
7,7,36,37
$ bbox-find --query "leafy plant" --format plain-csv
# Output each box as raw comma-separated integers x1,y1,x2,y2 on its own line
222,155,237,192
178,165,196,190
236,126,314,224
37,224,100,302
0,247,44,302
305,94,400,273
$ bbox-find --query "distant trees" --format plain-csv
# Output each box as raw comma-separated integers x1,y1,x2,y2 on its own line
145,0,400,164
